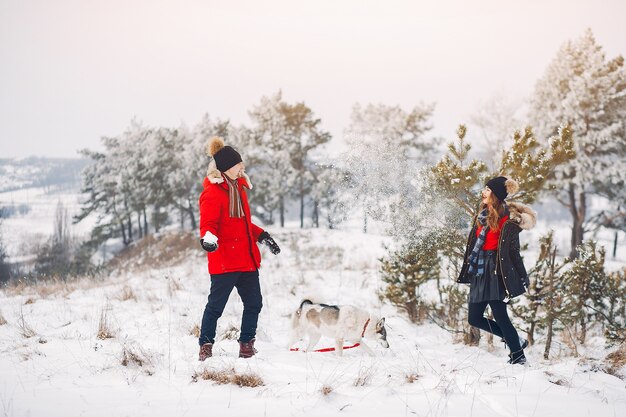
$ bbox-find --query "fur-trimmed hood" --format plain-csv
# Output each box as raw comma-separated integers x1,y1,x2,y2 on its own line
507,201,537,231
206,160,253,189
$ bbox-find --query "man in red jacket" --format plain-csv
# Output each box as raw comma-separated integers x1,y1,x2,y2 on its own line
198,136,280,360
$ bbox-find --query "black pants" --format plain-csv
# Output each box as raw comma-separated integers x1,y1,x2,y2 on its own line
468,300,522,353
199,270,262,345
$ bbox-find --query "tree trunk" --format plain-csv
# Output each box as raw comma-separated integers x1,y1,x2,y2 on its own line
137,212,143,238
120,220,127,246
300,177,304,229
528,321,535,346
127,216,133,243
579,315,587,345
187,199,197,230
300,193,304,229
363,211,368,234
280,196,285,228
613,231,618,259
568,184,586,259
544,247,557,359
143,207,148,235
312,200,319,228
544,318,553,360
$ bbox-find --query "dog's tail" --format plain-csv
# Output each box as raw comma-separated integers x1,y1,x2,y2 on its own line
294,299,314,319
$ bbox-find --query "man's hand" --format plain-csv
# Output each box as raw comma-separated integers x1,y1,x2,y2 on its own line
201,231,218,253
258,231,280,255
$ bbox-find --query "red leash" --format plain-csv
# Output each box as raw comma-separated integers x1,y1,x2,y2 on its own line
289,318,370,353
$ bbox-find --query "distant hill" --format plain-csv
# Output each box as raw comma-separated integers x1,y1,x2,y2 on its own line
0,157,90,193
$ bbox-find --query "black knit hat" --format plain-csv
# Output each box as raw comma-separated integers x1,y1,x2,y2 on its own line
206,136,243,172
486,176,509,201
213,146,242,172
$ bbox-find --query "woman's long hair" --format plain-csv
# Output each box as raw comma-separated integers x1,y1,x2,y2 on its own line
478,193,505,231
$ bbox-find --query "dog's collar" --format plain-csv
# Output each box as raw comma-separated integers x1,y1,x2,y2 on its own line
361,318,371,338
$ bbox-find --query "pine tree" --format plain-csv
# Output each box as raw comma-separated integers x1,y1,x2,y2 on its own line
431,125,489,215
308,162,350,229
345,102,437,232
529,29,626,258
511,231,571,351
248,91,330,228
470,92,523,170
380,239,440,323
0,214,11,284
431,124,574,216
562,241,608,345
604,268,626,345
34,201,74,278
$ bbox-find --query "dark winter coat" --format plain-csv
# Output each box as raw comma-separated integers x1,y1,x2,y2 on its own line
457,202,537,300
199,161,264,275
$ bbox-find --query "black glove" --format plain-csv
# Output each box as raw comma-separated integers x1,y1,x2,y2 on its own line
200,238,218,253
258,231,280,255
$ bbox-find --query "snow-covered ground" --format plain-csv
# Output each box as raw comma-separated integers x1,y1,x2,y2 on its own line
1,225,625,417
0,185,96,263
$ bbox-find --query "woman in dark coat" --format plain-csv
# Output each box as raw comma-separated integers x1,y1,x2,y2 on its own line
457,176,537,365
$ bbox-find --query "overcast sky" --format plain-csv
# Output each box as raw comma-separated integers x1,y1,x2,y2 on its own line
1,0,625,158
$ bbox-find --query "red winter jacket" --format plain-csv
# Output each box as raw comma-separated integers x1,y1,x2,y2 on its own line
199,165,264,275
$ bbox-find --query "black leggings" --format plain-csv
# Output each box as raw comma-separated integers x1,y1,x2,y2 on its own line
468,300,522,353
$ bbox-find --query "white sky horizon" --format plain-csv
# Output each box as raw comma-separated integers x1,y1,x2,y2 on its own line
1,0,625,159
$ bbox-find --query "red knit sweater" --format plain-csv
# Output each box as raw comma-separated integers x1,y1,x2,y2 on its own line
476,215,509,251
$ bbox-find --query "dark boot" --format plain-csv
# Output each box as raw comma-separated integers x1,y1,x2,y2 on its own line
199,343,213,361
238,338,257,358
507,350,527,365
501,337,529,350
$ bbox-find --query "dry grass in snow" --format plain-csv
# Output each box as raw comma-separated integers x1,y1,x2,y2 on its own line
191,367,264,388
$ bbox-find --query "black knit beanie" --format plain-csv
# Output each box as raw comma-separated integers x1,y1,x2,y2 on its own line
213,146,242,172
486,176,508,201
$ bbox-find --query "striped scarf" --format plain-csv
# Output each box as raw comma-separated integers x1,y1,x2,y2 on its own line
225,175,244,218
467,204,509,277
467,209,489,277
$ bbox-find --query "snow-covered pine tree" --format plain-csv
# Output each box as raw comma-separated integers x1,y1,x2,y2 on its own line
166,116,229,230
0,215,10,283
248,91,330,228
344,102,437,233
308,162,350,229
144,127,179,233
593,184,626,259
529,29,626,258
380,238,441,323
34,201,73,278
604,268,626,345
562,241,608,345
470,92,523,171
432,124,574,215
431,125,489,215
538,238,576,359
511,231,570,348
76,140,130,245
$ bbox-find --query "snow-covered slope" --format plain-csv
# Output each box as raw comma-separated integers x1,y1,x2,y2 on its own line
0,228,624,417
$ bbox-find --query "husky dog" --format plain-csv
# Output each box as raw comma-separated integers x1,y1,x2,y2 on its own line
289,299,389,356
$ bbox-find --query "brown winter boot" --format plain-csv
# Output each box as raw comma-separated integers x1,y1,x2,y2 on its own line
238,338,257,358
199,343,213,361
